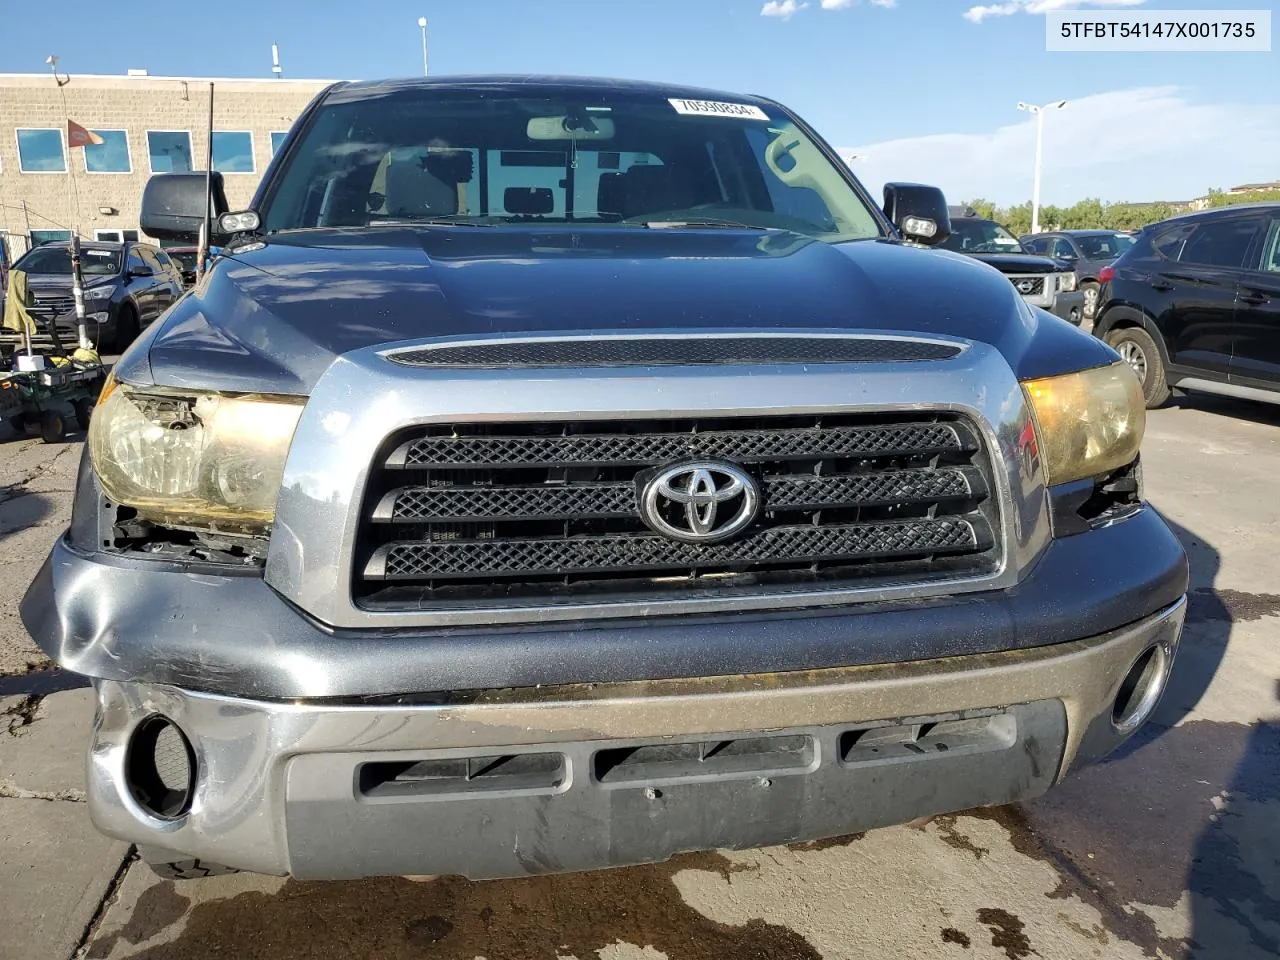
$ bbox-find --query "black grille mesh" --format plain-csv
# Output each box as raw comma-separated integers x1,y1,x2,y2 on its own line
354,413,1000,606
385,337,962,368
373,520,981,581
387,483,636,521
380,468,977,523
395,423,969,468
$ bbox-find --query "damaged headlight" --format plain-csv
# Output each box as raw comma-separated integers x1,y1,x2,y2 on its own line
88,375,304,531
1022,362,1145,485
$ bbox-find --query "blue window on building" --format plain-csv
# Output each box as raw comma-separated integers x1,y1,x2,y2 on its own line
148,131,193,173
212,131,255,173
83,130,132,173
270,132,288,156
17,129,66,172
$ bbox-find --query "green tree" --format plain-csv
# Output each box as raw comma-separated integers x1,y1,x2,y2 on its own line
1207,188,1280,208
960,198,997,220
1001,203,1033,237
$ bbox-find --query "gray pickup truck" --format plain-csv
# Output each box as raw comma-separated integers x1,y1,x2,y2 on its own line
22,76,1187,881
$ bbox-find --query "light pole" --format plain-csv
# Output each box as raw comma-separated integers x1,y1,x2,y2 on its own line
1017,99,1067,234
417,17,428,77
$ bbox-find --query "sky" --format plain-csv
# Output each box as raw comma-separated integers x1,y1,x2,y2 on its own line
2,0,1275,206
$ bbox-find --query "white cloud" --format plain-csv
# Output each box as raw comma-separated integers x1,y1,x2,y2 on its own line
870,0,898,6
837,86,1280,206
964,0,1144,23
963,2,1019,21
761,0,809,18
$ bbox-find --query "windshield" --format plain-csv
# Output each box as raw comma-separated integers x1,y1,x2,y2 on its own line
260,91,882,242
168,251,199,272
14,246,121,276
1076,233,1135,260
941,219,1025,254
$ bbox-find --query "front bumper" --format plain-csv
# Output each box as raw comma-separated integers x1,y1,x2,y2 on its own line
22,503,1189,699
1046,290,1085,325
87,599,1184,880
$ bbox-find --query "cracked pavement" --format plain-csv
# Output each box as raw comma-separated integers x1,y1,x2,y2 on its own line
0,394,1277,959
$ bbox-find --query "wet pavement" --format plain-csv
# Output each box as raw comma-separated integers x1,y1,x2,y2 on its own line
0,392,1277,959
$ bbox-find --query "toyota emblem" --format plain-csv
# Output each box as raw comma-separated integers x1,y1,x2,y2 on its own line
639,462,759,543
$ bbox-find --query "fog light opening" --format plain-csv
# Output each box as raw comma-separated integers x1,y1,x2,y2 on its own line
125,715,196,820
1112,645,1169,734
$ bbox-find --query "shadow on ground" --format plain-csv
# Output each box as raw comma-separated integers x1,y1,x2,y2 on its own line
0,490,55,540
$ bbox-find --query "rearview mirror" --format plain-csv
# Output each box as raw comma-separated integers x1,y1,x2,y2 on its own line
527,115,616,141
883,183,951,247
140,172,229,243
127,264,154,278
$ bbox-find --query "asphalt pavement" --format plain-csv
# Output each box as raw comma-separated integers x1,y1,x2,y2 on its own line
1,392,1277,960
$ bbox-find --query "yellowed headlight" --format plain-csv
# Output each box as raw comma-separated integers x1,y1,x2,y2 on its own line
88,385,304,531
1022,362,1145,485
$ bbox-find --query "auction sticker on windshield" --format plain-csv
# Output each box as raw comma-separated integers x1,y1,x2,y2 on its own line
669,98,769,120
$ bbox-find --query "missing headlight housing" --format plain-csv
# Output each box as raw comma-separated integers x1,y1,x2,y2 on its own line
88,378,304,533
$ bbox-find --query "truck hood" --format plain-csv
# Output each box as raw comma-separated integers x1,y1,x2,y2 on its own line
962,252,1066,275
119,226,1112,393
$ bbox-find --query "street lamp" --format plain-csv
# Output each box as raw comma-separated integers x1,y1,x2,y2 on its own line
1017,99,1067,234
417,17,428,77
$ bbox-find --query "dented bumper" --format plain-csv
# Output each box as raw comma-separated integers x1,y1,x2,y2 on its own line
85,599,1183,880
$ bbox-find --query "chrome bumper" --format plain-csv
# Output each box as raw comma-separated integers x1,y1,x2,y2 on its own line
87,598,1184,880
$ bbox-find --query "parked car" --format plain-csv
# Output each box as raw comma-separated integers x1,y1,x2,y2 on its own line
22,76,1186,883
0,240,183,352
164,245,223,287
1021,230,1138,322
1093,203,1280,408
942,208,1085,324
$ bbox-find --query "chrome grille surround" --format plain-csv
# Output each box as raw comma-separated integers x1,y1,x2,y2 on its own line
263,330,1052,629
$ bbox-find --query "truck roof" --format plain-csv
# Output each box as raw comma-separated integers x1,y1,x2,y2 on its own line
324,75,780,109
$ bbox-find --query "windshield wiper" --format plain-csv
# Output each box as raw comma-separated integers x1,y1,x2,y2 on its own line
640,218,777,231
365,216,495,228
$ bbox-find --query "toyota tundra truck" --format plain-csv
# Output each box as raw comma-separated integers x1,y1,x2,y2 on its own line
21,76,1188,881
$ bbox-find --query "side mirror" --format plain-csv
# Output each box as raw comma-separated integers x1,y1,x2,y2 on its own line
140,172,229,243
127,264,154,278
883,183,951,247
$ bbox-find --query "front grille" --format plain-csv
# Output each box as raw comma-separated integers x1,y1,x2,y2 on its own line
385,336,963,368
1008,276,1045,296
29,294,74,320
354,413,1001,609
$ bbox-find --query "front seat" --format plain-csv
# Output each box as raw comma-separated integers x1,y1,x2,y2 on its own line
597,172,625,220
384,158,459,218
620,164,697,220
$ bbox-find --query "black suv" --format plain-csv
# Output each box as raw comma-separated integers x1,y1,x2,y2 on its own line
2,240,183,352
1094,204,1280,407
942,209,1085,324
1021,230,1138,323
